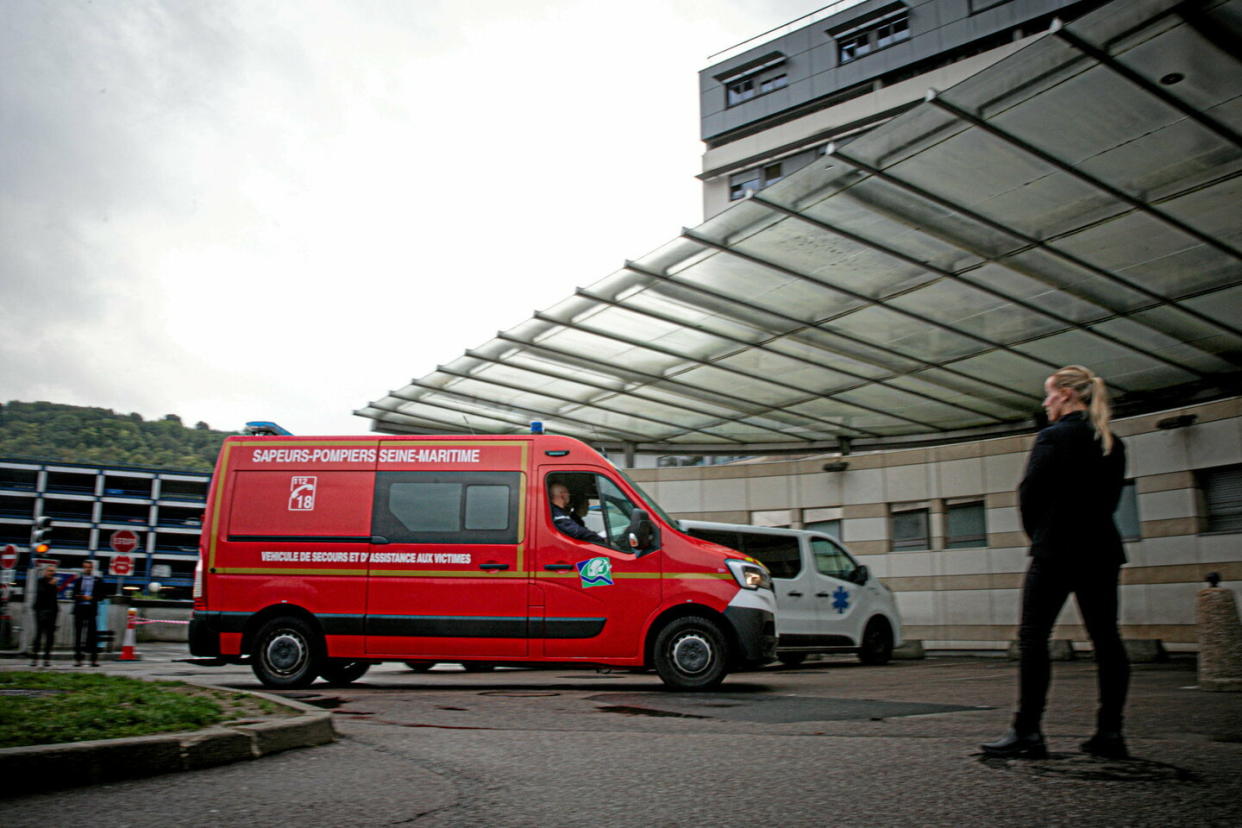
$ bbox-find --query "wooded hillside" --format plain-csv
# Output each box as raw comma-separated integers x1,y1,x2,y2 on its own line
0,401,234,471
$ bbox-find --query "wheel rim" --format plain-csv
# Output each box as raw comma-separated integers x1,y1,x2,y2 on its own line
265,629,308,677
865,625,887,656
671,632,713,675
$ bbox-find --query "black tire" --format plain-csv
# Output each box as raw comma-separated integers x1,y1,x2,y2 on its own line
858,618,893,666
405,661,436,672
778,652,808,667
251,616,322,689
320,660,371,685
460,662,496,672
653,616,729,691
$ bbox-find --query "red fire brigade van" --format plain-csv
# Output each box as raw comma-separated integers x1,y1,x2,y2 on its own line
190,432,776,690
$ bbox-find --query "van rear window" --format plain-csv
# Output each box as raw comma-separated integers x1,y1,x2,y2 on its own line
374,472,521,544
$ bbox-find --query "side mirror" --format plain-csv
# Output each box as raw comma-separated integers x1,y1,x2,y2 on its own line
853,564,869,584
625,509,660,556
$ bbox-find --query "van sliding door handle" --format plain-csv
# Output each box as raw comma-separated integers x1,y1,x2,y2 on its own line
544,564,574,571
816,592,830,598
370,535,390,545
787,591,803,597
478,563,509,571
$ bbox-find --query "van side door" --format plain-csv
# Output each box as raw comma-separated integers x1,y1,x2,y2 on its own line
533,468,661,660
365,465,527,659
809,536,866,644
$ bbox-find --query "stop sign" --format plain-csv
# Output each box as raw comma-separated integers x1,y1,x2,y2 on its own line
1,544,17,568
110,530,139,555
111,555,134,576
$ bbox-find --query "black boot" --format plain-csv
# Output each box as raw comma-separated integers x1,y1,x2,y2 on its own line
981,728,1047,759
1080,731,1128,759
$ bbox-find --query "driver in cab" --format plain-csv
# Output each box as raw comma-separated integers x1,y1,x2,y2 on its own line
549,482,605,543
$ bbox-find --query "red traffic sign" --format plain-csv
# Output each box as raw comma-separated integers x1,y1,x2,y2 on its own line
1,544,17,568
110,555,134,576
110,530,139,555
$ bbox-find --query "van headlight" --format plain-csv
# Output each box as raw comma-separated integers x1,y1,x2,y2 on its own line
727,559,772,591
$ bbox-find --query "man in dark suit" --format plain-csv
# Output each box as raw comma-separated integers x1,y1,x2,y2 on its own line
70,559,109,667
983,366,1130,760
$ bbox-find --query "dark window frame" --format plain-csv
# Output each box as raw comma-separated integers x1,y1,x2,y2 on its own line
831,10,910,65
1199,464,1242,534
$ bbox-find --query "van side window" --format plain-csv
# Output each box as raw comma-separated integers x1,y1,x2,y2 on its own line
546,472,640,549
811,537,856,580
740,533,801,579
374,472,521,544
684,528,742,553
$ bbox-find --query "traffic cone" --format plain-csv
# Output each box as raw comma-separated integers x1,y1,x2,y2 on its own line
119,608,139,661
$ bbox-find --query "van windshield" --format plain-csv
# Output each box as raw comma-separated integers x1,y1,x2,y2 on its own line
616,468,681,531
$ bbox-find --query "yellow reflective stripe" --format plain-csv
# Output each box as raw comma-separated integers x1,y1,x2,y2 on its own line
214,567,369,576
213,568,732,580
206,441,232,572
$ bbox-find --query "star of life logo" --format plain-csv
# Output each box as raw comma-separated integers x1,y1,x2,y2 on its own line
576,556,614,588
832,586,850,614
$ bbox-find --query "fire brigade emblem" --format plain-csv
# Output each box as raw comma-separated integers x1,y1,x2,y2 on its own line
576,556,614,588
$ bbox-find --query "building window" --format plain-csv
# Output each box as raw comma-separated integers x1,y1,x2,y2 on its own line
1114,481,1140,541
719,53,789,108
945,501,986,549
833,11,909,65
891,507,929,551
805,519,841,540
729,162,784,201
1200,465,1242,533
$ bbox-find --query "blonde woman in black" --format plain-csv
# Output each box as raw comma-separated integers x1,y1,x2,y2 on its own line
982,365,1130,760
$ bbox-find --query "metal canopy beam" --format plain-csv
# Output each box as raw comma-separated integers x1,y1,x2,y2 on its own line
823,143,1242,345
575,285,1006,426
928,92,1242,265
396,381,653,443
491,333,824,443
460,347,794,441
529,310,886,438
622,259,1041,407
682,227,1067,377
430,364,747,444
750,194,1208,381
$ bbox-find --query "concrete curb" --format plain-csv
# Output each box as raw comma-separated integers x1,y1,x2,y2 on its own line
0,681,335,792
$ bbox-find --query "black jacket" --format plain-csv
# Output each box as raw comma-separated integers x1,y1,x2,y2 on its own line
1019,411,1127,565
34,576,60,613
551,504,604,543
69,573,109,617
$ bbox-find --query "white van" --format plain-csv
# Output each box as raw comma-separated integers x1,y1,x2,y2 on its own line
679,521,902,666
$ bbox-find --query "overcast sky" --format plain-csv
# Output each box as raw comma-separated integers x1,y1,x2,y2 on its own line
1,0,843,435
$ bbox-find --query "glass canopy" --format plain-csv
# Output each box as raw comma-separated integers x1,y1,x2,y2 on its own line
358,0,1241,453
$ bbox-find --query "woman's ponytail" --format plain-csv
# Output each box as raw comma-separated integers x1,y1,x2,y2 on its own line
1050,365,1115,454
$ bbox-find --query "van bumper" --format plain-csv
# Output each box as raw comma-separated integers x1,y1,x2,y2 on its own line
723,605,777,666
188,611,221,657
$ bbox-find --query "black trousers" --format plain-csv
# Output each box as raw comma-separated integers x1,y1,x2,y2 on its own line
73,611,99,662
1015,556,1129,734
33,610,57,660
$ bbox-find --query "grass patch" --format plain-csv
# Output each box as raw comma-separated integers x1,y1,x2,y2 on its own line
0,672,285,748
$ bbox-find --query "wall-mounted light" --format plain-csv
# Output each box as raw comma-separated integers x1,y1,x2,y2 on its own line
822,461,850,472
1156,414,1197,430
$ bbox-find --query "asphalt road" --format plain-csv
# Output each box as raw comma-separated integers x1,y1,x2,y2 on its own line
3,647,1241,827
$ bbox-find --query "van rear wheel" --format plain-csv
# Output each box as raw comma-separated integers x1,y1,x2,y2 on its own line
251,616,321,689
653,616,728,691
320,660,370,685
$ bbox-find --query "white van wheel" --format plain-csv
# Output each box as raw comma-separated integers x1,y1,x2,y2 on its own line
251,616,321,689
858,618,893,666
654,616,728,691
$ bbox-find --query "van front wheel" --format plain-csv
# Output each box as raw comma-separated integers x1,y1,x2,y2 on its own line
653,616,728,691
252,616,321,689
858,618,893,666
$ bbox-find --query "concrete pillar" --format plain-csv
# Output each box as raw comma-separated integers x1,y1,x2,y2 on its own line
1197,575,1242,692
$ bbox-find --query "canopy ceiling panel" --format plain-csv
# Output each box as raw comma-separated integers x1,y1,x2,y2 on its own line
358,0,1242,452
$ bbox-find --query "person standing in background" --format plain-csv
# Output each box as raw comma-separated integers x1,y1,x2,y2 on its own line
982,365,1130,760
30,563,59,667
70,559,107,667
